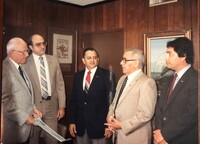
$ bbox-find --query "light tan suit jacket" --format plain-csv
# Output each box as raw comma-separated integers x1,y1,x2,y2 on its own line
23,54,66,143
107,71,157,144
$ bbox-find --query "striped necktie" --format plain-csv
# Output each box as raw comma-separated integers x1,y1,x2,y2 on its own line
39,57,48,99
85,71,91,93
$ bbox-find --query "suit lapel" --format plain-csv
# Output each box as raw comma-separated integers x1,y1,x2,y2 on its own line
46,55,53,86
27,55,41,91
6,58,31,95
164,67,193,109
87,67,101,93
117,72,143,106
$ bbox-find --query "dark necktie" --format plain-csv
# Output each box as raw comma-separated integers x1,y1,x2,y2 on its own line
85,71,91,93
18,66,26,82
167,73,178,102
114,76,128,116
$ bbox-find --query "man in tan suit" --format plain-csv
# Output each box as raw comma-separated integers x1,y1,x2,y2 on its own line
23,34,66,144
106,48,157,144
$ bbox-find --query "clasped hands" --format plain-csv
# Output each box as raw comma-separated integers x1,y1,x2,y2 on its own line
104,115,121,138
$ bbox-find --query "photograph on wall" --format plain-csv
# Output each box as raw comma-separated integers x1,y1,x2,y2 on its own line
48,27,77,75
53,34,73,64
149,0,177,7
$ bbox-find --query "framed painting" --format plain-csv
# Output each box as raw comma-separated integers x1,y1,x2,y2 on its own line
149,0,177,7
144,30,191,94
48,28,77,75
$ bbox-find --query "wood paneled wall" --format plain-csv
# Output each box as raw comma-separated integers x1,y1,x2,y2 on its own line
3,0,199,76
81,0,198,68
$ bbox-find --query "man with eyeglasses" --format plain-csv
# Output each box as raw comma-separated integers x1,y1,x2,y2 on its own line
23,34,66,144
106,48,157,144
2,37,42,144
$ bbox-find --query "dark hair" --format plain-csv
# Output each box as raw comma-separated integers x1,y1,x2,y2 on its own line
82,47,99,58
167,37,194,64
27,35,33,46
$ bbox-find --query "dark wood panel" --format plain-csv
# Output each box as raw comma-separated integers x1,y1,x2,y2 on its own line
154,5,168,32
184,0,192,29
106,1,119,30
94,6,104,31
83,30,124,81
173,0,184,30
148,6,155,33
167,4,174,31
0,0,3,141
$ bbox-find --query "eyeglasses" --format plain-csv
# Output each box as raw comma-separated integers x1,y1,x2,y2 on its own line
13,49,30,55
121,58,137,63
32,42,47,47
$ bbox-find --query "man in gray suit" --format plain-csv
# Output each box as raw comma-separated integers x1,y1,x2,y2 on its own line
106,48,157,144
153,37,198,144
23,34,66,144
2,37,42,144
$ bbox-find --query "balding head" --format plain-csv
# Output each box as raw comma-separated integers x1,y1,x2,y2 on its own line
7,37,29,64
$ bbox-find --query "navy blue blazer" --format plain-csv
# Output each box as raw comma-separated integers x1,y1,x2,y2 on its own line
155,67,198,144
68,67,116,139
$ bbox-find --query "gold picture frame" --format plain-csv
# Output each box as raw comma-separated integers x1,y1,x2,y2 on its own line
144,30,191,94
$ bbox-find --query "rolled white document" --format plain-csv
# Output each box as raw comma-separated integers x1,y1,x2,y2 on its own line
34,118,72,142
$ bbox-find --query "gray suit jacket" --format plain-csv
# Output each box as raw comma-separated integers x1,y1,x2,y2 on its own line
23,54,65,123
107,71,157,144
2,57,35,143
155,67,198,144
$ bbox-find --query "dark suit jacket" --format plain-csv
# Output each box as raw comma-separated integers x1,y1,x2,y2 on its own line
155,67,198,144
68,67,115,139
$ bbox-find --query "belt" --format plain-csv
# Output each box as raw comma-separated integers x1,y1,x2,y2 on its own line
42,96,51,100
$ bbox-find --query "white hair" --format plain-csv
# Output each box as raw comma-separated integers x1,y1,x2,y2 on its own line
6,37,24,53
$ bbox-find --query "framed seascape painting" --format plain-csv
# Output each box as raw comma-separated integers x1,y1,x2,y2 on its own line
144,30,191,95
48,28,77,75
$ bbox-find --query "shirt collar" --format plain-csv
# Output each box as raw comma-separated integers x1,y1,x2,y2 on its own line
176,64,191,79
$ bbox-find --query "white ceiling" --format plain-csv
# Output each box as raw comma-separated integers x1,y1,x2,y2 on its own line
58,0,107,6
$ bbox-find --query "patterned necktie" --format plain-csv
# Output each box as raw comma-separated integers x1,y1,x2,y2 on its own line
114,76,128,116
167,73,178,102
39,57,48,99
85,71,91,93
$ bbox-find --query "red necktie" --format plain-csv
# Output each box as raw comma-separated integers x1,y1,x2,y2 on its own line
167,73,178,101
85,71,91,93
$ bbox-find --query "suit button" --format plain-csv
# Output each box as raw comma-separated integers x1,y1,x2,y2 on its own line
163,117,167,121
84,102,87,105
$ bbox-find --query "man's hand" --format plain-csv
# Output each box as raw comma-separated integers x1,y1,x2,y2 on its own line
57,108,65,120
33,108,42,118
104,128,113,138
153,129,167,144
25,115,35,125
69,124,77,137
